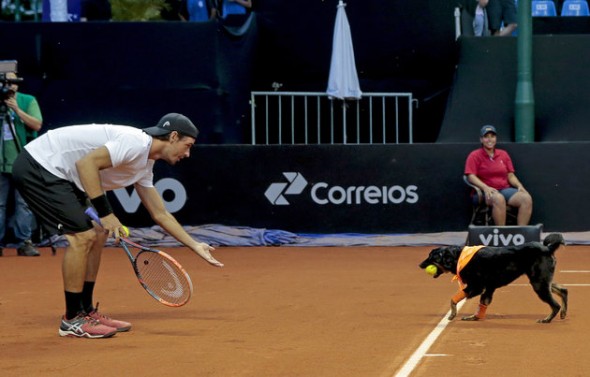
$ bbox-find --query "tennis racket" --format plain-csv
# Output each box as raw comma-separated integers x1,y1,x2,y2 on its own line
85,207,193,307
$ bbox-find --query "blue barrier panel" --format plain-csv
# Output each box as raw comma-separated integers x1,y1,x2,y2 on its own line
108,143,590,233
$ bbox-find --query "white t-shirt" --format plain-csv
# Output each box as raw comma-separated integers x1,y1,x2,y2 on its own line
24,124,155,192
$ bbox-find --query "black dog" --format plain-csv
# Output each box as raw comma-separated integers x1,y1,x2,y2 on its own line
419,233,568,323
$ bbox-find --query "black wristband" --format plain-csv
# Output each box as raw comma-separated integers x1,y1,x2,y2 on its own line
90,194,113,218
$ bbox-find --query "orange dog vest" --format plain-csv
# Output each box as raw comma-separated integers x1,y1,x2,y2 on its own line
453,245,485,288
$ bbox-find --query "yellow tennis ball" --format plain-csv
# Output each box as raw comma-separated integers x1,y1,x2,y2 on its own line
425,264,437,276
121,225,130,237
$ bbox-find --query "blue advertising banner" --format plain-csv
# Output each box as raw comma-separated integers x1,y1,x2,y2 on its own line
108,143,590,234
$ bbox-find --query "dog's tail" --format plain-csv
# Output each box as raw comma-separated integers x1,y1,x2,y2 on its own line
543,233,565,253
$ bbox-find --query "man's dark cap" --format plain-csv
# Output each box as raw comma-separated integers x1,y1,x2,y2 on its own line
143,113,199,139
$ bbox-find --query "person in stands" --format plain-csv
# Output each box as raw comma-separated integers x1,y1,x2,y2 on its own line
464,125,533,225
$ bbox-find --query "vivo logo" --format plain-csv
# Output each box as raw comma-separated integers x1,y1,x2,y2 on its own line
113,178,187,213
478,228,526,246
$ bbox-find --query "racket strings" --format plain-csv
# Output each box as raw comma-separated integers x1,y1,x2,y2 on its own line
135,251,193,305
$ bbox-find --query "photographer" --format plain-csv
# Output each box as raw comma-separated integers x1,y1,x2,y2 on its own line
0,71,42,256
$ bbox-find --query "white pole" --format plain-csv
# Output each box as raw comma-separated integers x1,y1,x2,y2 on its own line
342,101,347,144
454,7,461,40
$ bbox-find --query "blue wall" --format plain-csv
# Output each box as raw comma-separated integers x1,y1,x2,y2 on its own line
440,36,590,142
1,0,458,143
0,20,257,144
109,143,590,233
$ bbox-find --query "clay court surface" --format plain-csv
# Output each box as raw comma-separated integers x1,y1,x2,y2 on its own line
1,243,589,376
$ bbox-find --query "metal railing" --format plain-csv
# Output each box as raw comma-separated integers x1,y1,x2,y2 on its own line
250,91,416,145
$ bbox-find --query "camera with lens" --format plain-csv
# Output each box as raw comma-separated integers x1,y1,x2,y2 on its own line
0,80,16,102
0,60,24,116
0,60,23,102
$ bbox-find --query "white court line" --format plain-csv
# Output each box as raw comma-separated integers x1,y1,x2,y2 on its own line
395,279,588,377
394,301,465,377
561,270,590,273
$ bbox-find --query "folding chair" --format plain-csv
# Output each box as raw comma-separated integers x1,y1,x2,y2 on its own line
464,175,517,225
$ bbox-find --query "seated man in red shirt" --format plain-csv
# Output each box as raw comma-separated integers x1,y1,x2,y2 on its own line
464,125,533,225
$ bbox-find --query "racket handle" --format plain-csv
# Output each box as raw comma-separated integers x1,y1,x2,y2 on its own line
85,207,101,224
86,207,130,237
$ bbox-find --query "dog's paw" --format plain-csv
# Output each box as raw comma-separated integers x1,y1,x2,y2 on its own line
461,314,480,321
448,300,457,320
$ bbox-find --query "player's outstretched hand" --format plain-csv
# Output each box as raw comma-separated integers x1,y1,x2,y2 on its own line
193,242,224,267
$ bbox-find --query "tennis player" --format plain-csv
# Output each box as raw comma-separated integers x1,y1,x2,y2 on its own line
12,113,224,339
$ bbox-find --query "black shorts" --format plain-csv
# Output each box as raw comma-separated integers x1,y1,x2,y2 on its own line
12,149,93,236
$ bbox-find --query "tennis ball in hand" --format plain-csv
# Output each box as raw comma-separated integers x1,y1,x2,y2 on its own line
425,264,438,276
121,226,130,237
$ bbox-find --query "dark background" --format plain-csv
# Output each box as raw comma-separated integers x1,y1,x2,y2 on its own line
3,1,590,233
1,0,458,143
122,142,590,233
5,1,589,144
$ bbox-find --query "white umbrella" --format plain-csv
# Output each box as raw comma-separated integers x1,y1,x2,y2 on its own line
326,0,362,100
326,1,361,144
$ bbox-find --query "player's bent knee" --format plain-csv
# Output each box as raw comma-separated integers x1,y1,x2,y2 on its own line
65,228,100,250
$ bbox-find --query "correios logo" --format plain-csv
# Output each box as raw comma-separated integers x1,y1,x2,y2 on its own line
265,172,308,205
265,172,419,206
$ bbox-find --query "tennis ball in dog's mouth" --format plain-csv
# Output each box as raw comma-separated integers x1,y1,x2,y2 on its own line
425,264,437,276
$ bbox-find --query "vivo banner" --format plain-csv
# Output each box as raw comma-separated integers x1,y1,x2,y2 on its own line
109,144,590,233
466,225,543,247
